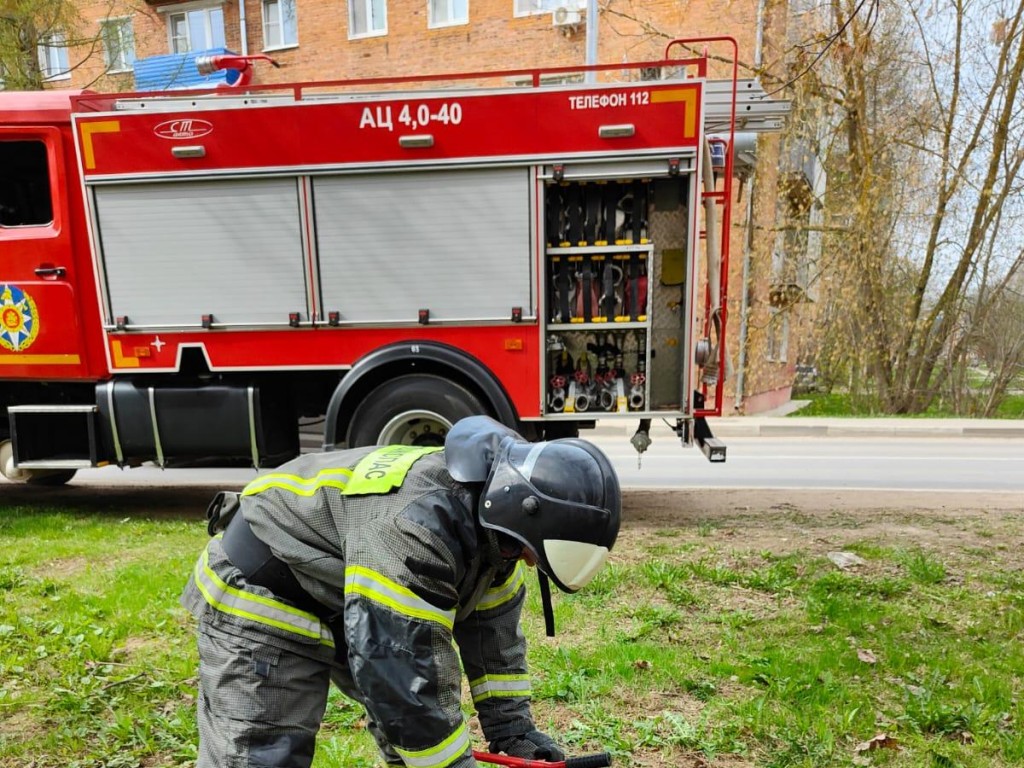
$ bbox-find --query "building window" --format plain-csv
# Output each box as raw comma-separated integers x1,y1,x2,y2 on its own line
168,7,226,54
349,0,387,37
514,0,568,16
38,34,70,81
430,0,468,27
263,0,298,49
766,307,790,363
101,18,136,73
0,141,53,228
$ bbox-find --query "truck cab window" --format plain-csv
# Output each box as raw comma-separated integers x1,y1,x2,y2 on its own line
0,141,53,227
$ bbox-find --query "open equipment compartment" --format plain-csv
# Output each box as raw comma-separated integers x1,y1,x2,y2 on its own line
540,160,696,421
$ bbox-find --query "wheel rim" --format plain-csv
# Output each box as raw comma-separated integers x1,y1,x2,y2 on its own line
0,439,30,483
377,410,453,446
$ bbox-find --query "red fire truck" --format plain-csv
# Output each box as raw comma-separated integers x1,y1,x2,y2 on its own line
0,39,786,485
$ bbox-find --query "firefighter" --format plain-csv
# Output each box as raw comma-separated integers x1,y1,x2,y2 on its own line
180,415,621,768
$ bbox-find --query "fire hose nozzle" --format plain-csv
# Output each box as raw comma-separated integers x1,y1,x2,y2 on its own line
549,390,566,412
195,54,280,88
629,386,645,410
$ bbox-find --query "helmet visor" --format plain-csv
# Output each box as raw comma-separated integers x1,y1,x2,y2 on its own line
543,539,609,590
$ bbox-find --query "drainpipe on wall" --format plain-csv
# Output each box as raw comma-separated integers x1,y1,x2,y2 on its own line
584,0,598,83
734,0,767,411
239,0,249,56
734,183,756,410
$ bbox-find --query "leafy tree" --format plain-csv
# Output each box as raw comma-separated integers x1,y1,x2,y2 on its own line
0,1,144,90
0,0,83,89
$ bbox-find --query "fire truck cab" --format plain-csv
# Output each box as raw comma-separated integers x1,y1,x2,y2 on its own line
0,41,787,485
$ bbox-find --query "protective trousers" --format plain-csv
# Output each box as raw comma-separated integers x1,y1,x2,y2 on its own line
182,544,402,768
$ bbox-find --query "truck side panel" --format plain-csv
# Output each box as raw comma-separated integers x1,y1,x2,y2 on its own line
75,83,702,178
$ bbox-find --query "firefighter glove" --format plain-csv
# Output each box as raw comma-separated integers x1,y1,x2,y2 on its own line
489,729,564,762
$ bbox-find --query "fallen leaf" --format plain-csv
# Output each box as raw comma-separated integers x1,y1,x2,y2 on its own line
857,648,878,664
855,733,900,753
828,551,867,569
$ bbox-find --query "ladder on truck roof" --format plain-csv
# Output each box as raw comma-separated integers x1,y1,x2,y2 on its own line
101,78,788,137
72,53,790,137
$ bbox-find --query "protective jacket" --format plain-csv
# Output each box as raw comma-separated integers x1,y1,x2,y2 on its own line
182,444,534,768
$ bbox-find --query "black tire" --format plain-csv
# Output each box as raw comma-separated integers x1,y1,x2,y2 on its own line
1,438,76,486
26,470,77,487
347,374,487,447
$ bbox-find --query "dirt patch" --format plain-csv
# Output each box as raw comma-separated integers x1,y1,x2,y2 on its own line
622,489,1024,567
35,555,91,579
0,710,40,743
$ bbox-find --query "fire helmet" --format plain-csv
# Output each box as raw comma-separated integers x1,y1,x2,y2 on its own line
445,416,621,593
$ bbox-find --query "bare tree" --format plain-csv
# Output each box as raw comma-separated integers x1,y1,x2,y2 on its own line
951,269,1024,416
802,0,1024,413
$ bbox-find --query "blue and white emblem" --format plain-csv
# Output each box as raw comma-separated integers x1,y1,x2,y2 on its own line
0,284,40,352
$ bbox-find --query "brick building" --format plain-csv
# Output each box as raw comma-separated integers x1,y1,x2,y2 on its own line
31,0,818,414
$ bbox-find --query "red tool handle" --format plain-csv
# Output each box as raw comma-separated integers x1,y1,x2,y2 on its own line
472,750,612,768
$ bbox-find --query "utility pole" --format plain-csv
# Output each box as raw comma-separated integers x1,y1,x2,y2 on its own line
585,0,598,83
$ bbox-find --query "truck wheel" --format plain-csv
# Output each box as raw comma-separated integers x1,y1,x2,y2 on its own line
347,374,487,447
0,439,76,486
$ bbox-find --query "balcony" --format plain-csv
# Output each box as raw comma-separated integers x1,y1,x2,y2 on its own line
768,282,809,309
133,48,240,91
781,139,824,212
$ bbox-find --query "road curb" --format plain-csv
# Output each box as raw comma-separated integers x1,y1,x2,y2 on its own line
581,418,1024,439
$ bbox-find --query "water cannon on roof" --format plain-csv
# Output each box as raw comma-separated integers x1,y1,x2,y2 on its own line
195,54,280,88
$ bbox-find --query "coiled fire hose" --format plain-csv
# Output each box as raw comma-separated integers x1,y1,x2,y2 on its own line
701,137,724,385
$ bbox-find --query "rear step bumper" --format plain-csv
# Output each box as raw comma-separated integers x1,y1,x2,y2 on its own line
8,404,100,469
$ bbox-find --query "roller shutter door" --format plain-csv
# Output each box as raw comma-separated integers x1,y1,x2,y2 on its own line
314,167,533,323
94,178,307,327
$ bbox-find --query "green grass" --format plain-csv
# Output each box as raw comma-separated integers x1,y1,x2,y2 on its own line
791,391,1024,418
994,393,1024,419
3,505,1024,767
0,506,202,768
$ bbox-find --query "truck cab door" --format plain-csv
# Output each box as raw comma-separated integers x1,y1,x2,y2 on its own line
0,127,89,379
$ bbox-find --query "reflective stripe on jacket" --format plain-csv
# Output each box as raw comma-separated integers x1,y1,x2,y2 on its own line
192,545,335,647
227,446,536,757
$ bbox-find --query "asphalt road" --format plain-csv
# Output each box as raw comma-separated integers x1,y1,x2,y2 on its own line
6,434,1022,494
602,435,1024,492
